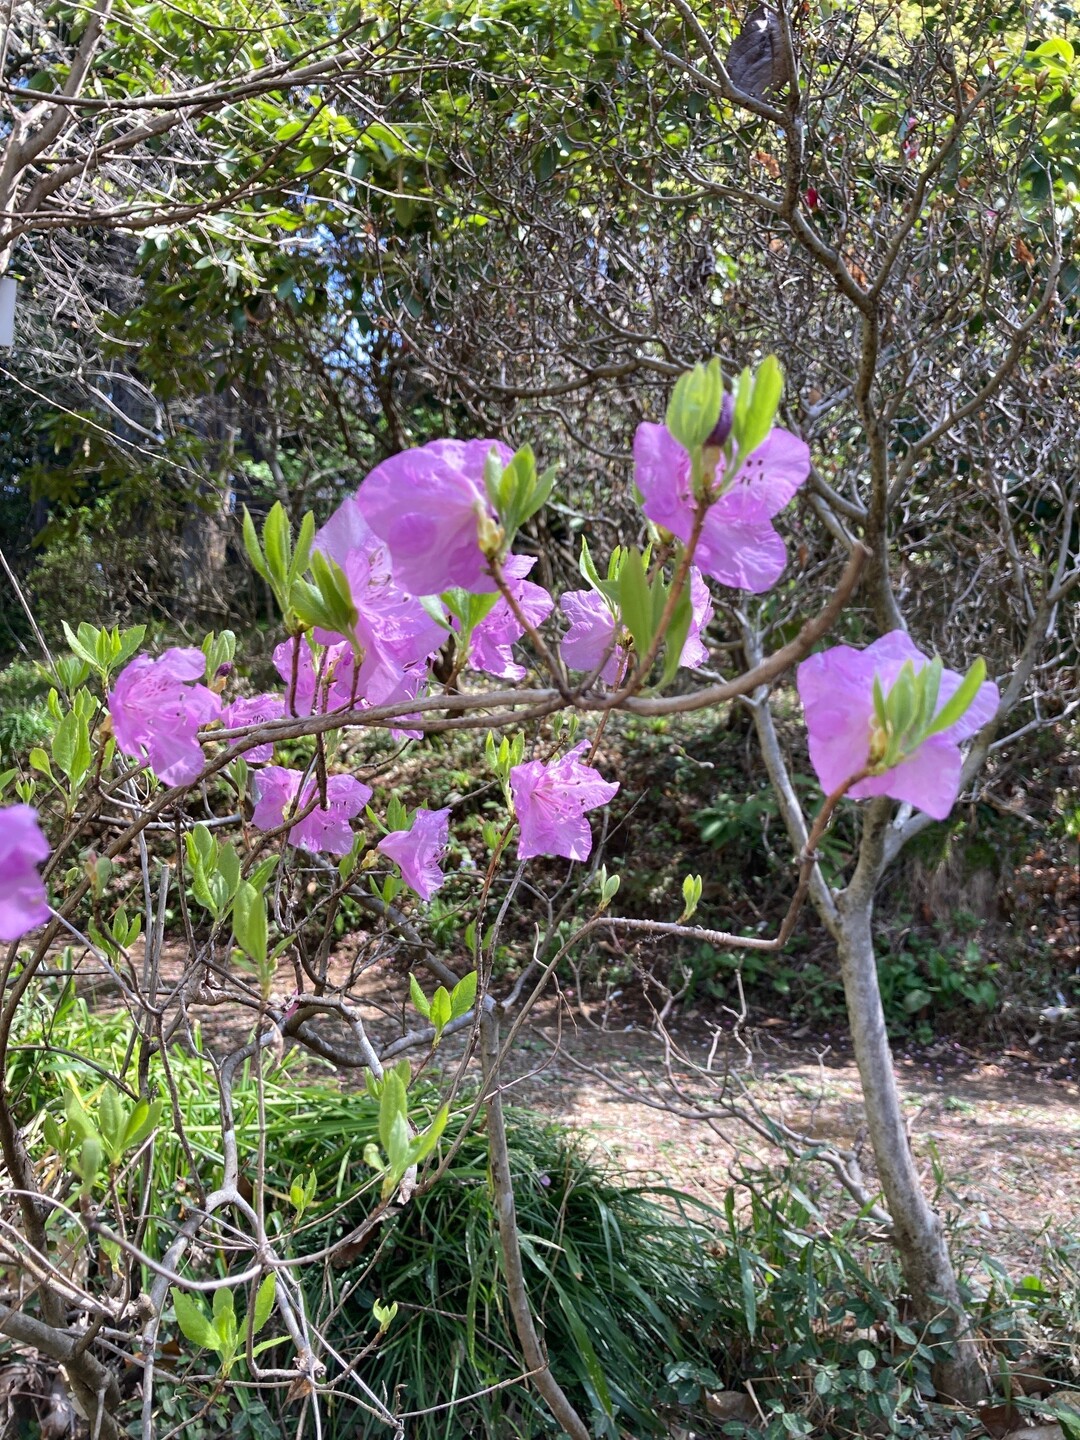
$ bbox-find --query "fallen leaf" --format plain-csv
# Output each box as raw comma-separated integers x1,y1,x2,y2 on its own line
706,1390,758,1423
979,1403,1024,1438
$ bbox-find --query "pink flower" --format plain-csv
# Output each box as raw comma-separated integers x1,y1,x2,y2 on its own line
220,693,285,764
467,555,554,680
251,766,372,854
108,649,220,786
355,439,513,595
559,567,714,681
0,805,50,942
633,422,809,592
311,497,446,677
559,590,625,683
274,638,358,716
510,743,619,861
273,638,428,740
378,807,451,899
679,568,715,669
797,631,1000,821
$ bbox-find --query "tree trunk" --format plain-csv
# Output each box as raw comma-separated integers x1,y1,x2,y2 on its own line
480,1008,591,1440
837,799,987,1406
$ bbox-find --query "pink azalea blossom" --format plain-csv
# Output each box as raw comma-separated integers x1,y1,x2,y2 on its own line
273,638,428,740
311,497,446,678
220,693,285,764
467,555,554,680
109,649,220,786
355,439,513,595
251,766,371,855
378,807,451,900
510,743,619,861
274,638,358,716
559,590,625,683
797,631,1000,821
633,422,809,592
559,567,714,682
0,805,50,942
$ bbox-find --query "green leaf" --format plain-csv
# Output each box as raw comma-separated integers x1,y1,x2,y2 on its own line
737,353,783,457
233,882,268,965
884,661,917,749
242,508,270,583
189,822,216,870
409,973,432,1020
578,536,603,592
908,655,942,743
657,576,694,691
408,1104,448,1165
299,552,358,640
385,1110,412,1176
76,1135,104,1190
98,1085,123,1159
29,748,53,780
732,366,753,443
251,1273,276,1336
61,621,99,668
555,1285,614,1415
288,512,316,586
449,970,477,1020
216,843,242,902
172,1290,219,1350
114,626,146,669
124,1097,163,1150
262,503,291,589
430,986,452,1034
617,548,654,664
378,1068,408,1156
738,1247,757,1339
680,873,702,922
64,1082,98,1143
922,657,988,740
52,710,81,781
54,654,90,693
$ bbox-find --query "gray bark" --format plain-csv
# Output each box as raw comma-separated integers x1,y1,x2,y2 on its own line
480,1009,591,1440
836,799,986,1404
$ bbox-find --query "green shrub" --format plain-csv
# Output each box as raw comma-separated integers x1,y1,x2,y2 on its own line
263,1093,732,1439
0,657,51,760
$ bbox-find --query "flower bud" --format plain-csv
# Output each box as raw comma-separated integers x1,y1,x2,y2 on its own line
867,722,889,768
665,358,724,451
475,504,505,559
211,661,233,694
705,391,735,449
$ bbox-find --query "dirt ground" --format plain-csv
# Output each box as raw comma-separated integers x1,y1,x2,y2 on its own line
75,945,1080,1275
436,1005,1080,1274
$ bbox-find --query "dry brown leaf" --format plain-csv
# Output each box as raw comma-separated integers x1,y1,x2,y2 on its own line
706,1390,758,1423
1013,237,1036,267
978,1402,1024,1438
752,149,781,178
285,1374,316,1405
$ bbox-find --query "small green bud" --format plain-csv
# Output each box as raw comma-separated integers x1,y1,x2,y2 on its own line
666,358,724,451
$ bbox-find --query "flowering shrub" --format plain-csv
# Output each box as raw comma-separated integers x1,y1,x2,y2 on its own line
0,356,999,1440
